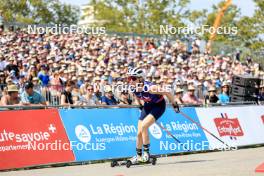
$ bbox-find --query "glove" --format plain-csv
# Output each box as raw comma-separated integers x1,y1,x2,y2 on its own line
173,103,180,113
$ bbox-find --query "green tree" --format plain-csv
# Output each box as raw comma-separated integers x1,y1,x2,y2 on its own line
226,0,264,50
249,0,264,50
89,0,191,35
0,0,80,25
188,9,208,27
89,0,134,33
202,1,240,42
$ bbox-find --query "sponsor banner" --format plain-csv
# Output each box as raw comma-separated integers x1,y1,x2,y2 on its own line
59,108,139,162
60,107,209,161
150,107,209,154
0,109,75,170
195,106,264,149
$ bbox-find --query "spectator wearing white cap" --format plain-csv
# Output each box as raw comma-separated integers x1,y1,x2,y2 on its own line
218,82,230,104
32,77,41,93
101,86,117,105
205,86,219,104
174,88,184,104
182,85,202,105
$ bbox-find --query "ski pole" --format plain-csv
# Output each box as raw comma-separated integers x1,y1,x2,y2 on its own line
176,110,230,147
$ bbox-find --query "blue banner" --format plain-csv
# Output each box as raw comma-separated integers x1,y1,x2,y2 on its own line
59,108,139,162
149,107,209,154
59,107,209,162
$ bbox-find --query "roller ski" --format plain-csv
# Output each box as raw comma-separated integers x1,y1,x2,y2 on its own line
110,155,142,167
110,159,126,167
125,153,157,168
110,155,143,168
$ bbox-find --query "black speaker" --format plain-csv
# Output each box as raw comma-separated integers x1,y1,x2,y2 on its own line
230,95,257,102
232,75,261,87
231,75,261,102
230,85,259,97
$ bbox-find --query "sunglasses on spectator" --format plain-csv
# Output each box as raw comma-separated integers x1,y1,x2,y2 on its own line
87,88,93,91
127,76,138,82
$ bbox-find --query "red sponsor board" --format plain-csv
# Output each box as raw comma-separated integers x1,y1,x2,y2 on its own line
214,118,244,137
0,109,75,170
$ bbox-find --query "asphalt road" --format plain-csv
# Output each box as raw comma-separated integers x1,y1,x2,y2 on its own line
1,147,264,176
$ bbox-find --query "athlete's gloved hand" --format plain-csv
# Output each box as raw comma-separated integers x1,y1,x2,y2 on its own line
173,103,180,113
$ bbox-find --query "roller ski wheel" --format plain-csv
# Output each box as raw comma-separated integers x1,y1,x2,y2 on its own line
110,160,118,167
151,157,157,165
126,160,132,168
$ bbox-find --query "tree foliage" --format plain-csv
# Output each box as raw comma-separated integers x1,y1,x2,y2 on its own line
0,0,263,50
0,0,80,25
90,0,190,35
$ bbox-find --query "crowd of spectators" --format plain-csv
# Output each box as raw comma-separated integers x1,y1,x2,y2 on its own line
0,27,264,107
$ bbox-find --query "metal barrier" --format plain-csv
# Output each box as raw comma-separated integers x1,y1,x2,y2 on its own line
0,82,261,107
0,101,259,111
40,85,64,105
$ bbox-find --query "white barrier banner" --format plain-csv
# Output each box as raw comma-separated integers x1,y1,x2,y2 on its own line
195,105,264,149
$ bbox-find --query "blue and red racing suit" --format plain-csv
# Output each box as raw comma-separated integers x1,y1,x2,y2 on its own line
133,81,166,120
